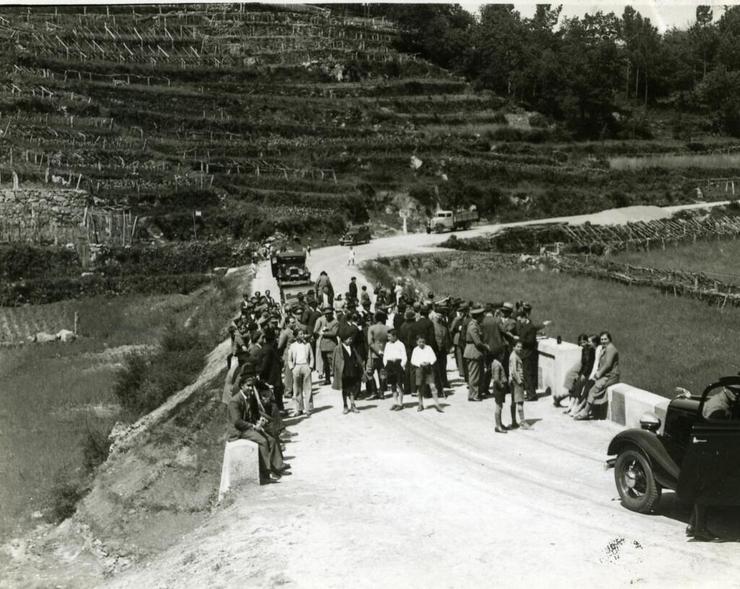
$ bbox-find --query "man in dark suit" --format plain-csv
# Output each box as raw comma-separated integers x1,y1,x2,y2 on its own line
481,304,510,397
516,303,551,401
228,380,289,484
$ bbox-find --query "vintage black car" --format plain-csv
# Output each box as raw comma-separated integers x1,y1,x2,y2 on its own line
607,376,740,514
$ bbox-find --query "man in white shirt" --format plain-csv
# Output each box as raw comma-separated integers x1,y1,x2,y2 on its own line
288,329,314,416
410,335,443,413
383,329,407,410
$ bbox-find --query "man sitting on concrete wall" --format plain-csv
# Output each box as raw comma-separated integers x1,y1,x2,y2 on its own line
229,378,290,484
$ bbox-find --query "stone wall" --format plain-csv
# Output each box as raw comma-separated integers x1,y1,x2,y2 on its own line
0,187,89,244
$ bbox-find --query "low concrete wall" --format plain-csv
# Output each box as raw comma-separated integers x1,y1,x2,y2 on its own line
537,337,581,399
607,383,670,431
538,337,669,430
219,439,260,501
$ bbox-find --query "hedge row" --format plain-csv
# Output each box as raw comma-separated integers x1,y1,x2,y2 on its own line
0,244,81,281
1,273,211,306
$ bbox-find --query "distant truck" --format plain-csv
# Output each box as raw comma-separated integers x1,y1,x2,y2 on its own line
339,224,372,246
426,207,479,233
270,251,313,304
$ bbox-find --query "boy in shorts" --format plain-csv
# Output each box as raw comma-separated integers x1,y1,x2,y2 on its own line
508,341,531,429
410,335,444,413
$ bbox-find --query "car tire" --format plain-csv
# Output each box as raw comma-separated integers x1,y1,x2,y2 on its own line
614,447,662,513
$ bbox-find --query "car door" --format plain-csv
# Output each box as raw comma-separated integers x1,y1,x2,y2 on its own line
676,383,740,506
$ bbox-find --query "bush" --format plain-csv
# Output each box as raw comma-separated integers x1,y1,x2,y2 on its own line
0,273,212,306
0,244,81,281
528,113,549,128
46,473,86,524
114,322,210,418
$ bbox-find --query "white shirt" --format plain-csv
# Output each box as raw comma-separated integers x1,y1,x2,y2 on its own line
411,345,436,367
289,341,313,368
589,345,603,380
383,340,407,368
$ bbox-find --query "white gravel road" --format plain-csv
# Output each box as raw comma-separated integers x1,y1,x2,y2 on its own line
104,202,740,589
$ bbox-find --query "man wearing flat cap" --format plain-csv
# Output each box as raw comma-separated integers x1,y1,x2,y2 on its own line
463,307,488,401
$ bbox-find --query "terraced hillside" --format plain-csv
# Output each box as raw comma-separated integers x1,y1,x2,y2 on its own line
0,4,737,244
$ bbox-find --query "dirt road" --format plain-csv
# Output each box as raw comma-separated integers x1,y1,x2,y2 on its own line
104,202,740,589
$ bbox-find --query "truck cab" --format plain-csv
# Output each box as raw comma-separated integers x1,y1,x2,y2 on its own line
428,210,454,233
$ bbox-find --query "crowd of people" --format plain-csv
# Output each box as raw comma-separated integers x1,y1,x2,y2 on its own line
222,268,621,482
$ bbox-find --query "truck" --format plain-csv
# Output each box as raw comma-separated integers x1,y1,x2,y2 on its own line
339,224,372,246
270,250,313,304
426,207,479,233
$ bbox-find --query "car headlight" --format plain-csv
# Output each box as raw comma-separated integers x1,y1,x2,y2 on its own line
639,412,661,433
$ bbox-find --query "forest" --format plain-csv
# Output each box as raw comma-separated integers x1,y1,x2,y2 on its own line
336,4,740,138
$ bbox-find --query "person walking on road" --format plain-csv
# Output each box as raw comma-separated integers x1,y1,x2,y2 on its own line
332,334,365,414
288,329,314,417
347,246,356,266
411,335,443,413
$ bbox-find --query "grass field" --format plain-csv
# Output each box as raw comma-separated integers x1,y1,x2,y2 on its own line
375,256,740,397
0,274,244,541
613,238,740,282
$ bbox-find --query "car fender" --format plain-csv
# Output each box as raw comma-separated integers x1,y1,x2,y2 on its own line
608,429,680,490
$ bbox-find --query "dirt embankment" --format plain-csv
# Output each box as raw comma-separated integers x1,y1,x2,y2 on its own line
0,269,250,589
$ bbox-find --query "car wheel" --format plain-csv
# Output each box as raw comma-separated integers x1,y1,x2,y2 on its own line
614,447,662,513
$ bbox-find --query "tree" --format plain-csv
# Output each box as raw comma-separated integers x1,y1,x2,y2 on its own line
689,6,719,80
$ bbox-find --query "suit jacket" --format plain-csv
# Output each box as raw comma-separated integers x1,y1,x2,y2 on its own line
481,314,506,356
259,342,282,387
313,315,339,352
331,344,366,390
463,318,487,360
433,320,452,354
228,390,260,439
409,317,436,352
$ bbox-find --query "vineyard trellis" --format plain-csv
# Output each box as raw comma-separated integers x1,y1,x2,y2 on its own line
551,255,740,309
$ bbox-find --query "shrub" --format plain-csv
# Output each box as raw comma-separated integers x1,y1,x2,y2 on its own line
114,322,210,418
528,113,549,128
46,473,86,524
0,244,81,281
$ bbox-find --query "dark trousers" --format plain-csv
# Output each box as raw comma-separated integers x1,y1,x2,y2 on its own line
522,351,538,399
341,378,361,407
405,361,417,395
437,351,449,387
238,429,284,477
321,350,333,383
365,355,386,395
465,357,484,400
386,360,404,393
456,346,467,380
